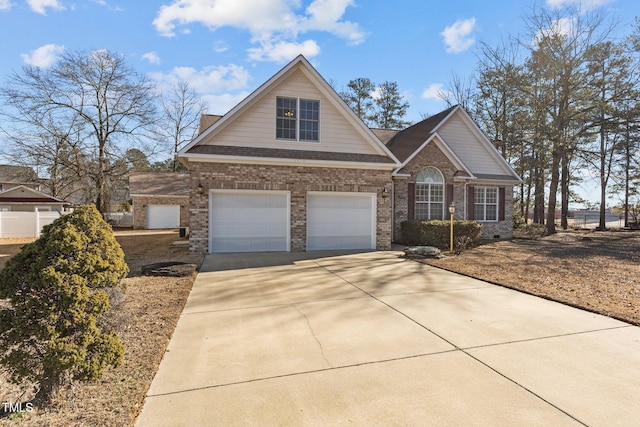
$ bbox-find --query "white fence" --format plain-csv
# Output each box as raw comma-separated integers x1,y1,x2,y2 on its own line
0,210,65,238
104,212,133,228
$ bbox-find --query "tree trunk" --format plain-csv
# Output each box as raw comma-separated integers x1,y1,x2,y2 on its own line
561,153,570,230
32,368,63,408
599,129,608,230
546,152,561,234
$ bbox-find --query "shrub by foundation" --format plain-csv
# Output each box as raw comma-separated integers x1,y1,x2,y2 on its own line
400,219,483,249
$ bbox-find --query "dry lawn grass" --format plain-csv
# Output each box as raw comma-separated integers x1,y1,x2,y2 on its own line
1,227,638,425
422,228,640,326
0,230,203,426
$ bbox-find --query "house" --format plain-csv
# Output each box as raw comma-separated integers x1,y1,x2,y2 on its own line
129,172,190,230
178,55,520,254
0,185,69,238
378,105,521,240
0,164,41,193
0,185,68,212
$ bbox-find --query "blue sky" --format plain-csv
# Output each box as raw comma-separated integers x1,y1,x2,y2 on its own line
1,0,639,205
2,0,639,124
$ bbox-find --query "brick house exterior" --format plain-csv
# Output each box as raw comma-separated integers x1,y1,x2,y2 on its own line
187,162,392,253
129,172,189,229
179,56,520,254
378,105,521,242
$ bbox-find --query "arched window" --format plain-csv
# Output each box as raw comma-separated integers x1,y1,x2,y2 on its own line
415,167,444,220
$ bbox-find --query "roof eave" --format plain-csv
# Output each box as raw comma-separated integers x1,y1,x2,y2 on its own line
181,153,398,170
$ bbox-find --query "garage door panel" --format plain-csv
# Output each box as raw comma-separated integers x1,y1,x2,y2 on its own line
210,191,289,253
307,193,376,251
147,205,180,229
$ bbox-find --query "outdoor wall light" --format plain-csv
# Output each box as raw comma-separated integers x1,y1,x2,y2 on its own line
382,187,389,198
197,183,204,195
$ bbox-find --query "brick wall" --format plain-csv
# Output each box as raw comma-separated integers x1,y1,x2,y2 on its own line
392,142,514,241
393,143,465,241
188,162,393,254
132,196,189,229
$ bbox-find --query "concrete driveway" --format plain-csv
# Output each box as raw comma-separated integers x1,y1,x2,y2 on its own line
136,250,640,426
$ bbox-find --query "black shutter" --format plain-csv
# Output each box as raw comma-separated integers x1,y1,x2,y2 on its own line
408,183,415,220
467,186,475,220
499,187,506,221
446,184,454,212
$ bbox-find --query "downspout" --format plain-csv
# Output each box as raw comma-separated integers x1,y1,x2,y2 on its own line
464,181,471,220
391,179,395,242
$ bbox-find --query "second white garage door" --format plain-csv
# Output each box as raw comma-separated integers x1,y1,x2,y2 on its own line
209,190,290,253
307,192,376,251
147,205,180,229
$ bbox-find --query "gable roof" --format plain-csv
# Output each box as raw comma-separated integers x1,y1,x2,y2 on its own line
129,172,189,197
0,164,38,184
385,105,521,183
385,106,457,163
179,55,400,169
0,185,67,204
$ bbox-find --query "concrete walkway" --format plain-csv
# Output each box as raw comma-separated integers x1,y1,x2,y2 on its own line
136,251,640,426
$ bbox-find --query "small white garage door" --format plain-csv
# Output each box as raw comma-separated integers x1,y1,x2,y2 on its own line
209,190,290,253
307,192,376,251
147,205,180,229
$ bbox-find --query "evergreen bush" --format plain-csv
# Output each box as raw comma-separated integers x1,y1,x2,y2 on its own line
400,219,483,249
0,204,129,406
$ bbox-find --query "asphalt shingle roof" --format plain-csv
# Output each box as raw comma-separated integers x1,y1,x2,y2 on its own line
187,145,396,164
129,172,189,196
384,105,457,163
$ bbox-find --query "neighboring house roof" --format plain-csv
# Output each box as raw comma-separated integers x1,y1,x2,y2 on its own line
129,172,189,197
0,185,67,204
179,55,401,169
385,105,521,183
0,164,39,185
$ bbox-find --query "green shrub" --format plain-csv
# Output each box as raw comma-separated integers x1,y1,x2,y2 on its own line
0,204,129,407
400,219,483,249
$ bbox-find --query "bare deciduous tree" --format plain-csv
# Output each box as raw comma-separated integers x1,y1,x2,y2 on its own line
159,81,207,172
0,49,158,213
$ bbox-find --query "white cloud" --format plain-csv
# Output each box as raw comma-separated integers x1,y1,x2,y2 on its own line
152,0,365,62
247,39,321,62
0,0,12,11
148,64,251,94
201,92,251,115
21,44,65,67
213,40,228,53
533,17,575,46
303,0,367,45
546,0,614,12
142,51,161,64
441,17,477,54
27,0,64,14
421,83,451,101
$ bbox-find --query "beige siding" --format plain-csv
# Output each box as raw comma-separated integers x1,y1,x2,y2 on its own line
201,68,382,156
437,114,510,176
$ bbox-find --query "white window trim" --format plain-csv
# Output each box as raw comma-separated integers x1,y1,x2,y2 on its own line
276,97,320,143
474,186,499,222
415,167,445,220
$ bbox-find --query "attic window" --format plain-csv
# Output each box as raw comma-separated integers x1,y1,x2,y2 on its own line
276,97,319,142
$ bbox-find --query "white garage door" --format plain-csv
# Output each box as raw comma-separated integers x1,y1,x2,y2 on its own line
147,205,180,229
307,192,376,251
209,190,290,253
